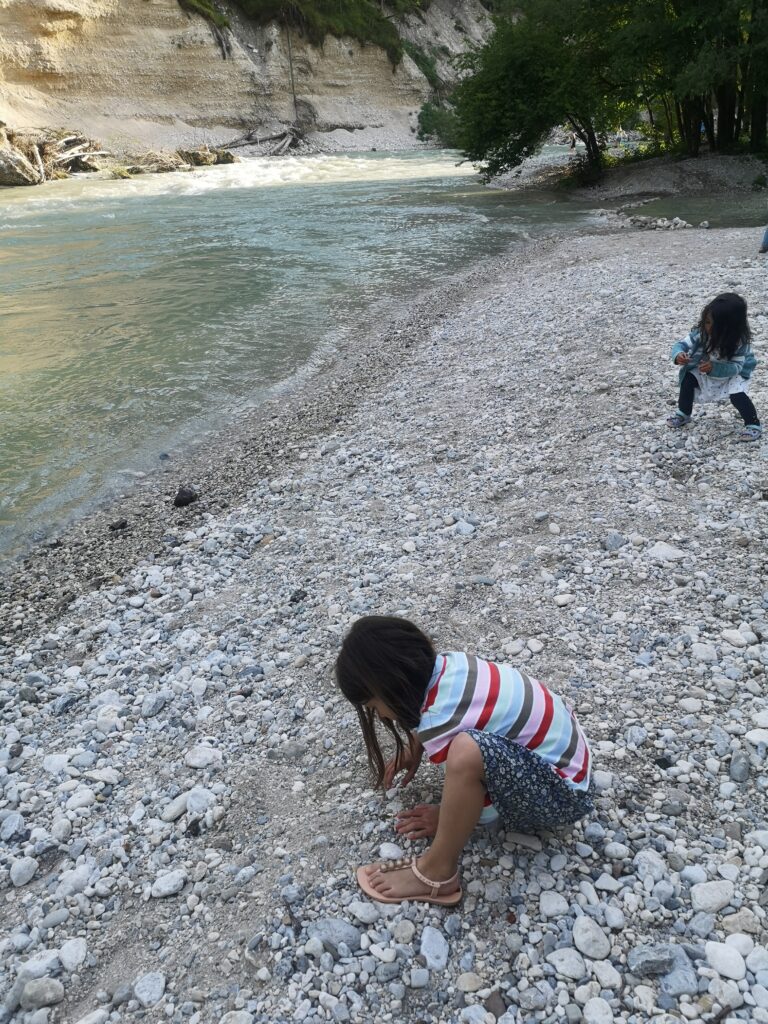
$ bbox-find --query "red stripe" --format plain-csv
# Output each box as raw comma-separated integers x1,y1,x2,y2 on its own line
527,685,554,750
430,741,451,765
475,661,500,731
572,744,590,784
421,656,446,713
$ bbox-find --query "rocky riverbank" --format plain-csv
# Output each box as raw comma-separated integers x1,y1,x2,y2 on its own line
1,228,768,1024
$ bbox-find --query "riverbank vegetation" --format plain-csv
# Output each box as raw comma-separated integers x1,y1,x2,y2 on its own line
421,0,768,179
179,0,433,63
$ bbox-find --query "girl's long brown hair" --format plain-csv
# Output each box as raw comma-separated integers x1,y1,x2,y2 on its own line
698,292,751,360
334,616,435,788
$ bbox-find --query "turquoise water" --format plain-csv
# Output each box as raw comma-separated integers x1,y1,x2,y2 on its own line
1,149,756,554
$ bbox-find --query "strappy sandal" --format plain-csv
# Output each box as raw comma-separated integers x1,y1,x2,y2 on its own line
739,424,763,442
356,856,462,906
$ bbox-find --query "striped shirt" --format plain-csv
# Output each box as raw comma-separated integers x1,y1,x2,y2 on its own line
416,652,591,791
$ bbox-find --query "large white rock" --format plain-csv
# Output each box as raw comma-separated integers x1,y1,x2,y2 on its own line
648,541,686,562
573,916,611,960
691,880,734,914
540,891,569,919
546,947,587,980
10,856,38,887
722,629,747,647
583,997,614,1024
705,941,746,980
151,870,187,898
184,744,223,769
691,643,717,663
134,971,166,1007
59,937,87,971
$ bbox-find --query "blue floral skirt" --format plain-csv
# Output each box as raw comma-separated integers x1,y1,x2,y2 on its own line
466,729,594,832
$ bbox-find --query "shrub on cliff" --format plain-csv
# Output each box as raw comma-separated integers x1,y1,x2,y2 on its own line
180,0,431,64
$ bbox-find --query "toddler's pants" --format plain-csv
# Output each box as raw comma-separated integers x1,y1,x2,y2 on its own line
679,372,760,425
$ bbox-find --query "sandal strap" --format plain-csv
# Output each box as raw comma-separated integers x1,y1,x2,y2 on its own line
410,858,458,897
378,857,411,873
376,857,459,896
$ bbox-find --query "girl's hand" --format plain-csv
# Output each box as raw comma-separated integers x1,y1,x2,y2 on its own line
675,353,690,366
383,741,423,789
700,361,713,374
395,803,440,839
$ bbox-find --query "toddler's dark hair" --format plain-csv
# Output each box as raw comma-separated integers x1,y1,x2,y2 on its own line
698,292,751,360
335,615,435,788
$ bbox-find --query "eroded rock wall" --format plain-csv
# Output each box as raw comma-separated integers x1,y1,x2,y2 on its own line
0,0,491,153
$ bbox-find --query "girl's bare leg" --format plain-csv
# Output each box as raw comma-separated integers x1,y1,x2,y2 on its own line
364,733,485,899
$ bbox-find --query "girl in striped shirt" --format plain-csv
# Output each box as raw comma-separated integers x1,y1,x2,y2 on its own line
336,616,594,906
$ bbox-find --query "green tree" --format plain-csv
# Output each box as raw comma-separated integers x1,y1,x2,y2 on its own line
450,0,632,178
440,0,768,176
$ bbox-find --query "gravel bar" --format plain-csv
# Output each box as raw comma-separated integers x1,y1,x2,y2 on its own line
1,227,768,1024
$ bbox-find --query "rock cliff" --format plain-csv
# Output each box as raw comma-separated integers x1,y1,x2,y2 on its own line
0,0,490,154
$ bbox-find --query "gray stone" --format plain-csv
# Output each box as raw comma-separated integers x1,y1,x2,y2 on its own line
10,856,38,887
160,793,188,822
219,1013,255,1024
460,1007,488,1024
705,941,746,980
409,968,430,988
151,869,186,898
134,971,166,1007
72,1011,109,1024
627,944,677,976
186,786,215,814
661,964,698,997
307,918,362,956
729,751,750,782
648,541,686,562
347,899,380,925
634,848,666,883
546,947,587,980
604,906,625,930
184,744,222,769
420,925,449,971
540,891,569,919
20,979,65,1010
691,642,717,663
59,937,87,971
583,997,614,1024
573,916,611,959
691,880,734,914
141,693,167,718
518,983,551,1010
1,812,26,841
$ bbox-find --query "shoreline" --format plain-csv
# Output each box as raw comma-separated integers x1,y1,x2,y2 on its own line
1,225,767,1024
0,232,572,639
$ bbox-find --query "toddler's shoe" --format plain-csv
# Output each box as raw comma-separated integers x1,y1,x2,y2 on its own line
739,424,762,442
666,412,691,429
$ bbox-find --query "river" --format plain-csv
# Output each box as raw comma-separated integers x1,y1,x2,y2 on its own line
0,149,764,556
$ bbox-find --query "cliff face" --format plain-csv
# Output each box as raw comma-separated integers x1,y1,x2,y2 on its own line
0,0,491,154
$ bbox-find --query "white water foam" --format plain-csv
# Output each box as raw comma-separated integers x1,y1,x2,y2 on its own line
0,152,478,217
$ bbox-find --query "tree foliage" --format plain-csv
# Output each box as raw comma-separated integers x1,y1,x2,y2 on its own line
180,0,430,64
430,0,768,177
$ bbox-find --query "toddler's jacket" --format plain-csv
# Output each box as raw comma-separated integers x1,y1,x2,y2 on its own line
671,328,756,383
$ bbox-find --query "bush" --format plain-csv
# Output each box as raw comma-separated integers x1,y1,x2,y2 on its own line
417,101,462,147
402,41,440,90
229,0,429,64
179,0,229,29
